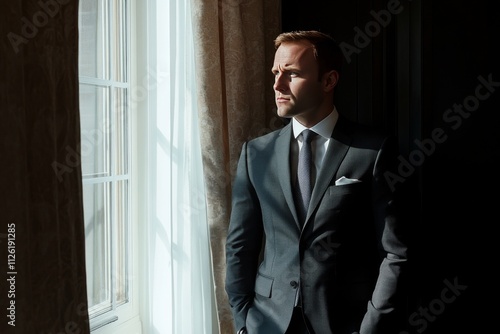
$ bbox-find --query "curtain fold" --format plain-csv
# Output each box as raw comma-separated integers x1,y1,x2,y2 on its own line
0,1,90,333
141,1,217,333
190,0,282,332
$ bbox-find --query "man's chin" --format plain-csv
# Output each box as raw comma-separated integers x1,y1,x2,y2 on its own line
276,109,294,119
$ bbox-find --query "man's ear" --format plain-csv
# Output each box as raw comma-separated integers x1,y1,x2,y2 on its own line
323,70,339,92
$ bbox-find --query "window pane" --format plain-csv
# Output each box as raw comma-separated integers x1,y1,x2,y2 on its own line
83,182,112,316
113,87,128,175
79,0,108,79
112,0,128,82
114,180,129,305
80,84,110,178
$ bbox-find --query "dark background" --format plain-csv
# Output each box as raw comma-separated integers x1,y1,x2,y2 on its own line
282,0,500,332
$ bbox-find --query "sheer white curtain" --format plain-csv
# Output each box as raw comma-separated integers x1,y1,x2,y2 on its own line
141,0,217,333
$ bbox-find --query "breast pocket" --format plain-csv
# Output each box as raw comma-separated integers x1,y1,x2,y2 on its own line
324,182,367,209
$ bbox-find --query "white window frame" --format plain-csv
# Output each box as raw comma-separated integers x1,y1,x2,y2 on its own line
79,0,141,333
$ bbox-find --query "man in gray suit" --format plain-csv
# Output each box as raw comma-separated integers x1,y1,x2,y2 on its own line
225,30,409,334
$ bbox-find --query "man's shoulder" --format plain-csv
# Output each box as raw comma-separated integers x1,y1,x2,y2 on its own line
336,116,396,150
338,115,387,137
247,123,290,146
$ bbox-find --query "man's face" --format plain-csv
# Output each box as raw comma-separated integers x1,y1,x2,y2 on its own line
272,41,325,124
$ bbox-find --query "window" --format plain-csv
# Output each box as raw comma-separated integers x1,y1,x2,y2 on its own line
78,0,215,332
78,0,136,331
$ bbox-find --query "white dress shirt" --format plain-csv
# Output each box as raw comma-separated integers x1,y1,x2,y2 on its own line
291,107,339,188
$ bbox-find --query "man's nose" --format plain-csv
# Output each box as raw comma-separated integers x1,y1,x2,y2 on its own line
274,74,287,92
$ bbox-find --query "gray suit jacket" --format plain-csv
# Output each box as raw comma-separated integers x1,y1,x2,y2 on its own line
225,115,408,334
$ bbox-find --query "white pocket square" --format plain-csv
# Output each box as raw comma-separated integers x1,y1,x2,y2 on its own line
335,176,361,186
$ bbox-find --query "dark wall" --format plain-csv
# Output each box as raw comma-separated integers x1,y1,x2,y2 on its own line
282,0,500,332
417,1,499,332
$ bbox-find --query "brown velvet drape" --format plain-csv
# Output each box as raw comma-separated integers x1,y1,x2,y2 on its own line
0,1,90,333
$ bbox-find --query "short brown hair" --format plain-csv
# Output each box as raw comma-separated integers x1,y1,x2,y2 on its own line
274,30,343,78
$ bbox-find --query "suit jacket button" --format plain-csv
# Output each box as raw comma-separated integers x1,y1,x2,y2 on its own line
290,280,298,288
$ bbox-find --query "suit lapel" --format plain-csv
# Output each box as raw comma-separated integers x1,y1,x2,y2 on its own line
305,116,353,225
275,124,301,227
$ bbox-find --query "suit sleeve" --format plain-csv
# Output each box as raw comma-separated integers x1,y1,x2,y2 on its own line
225,142,264,332
360,135,410,334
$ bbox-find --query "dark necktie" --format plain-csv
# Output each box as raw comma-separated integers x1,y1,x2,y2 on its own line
296,129,316,225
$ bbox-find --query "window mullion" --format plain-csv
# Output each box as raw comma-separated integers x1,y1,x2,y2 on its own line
108,0,117,313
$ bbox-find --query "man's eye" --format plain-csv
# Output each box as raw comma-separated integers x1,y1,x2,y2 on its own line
273,71,298,79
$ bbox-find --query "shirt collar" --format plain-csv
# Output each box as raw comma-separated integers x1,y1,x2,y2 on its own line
292,107,339,139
